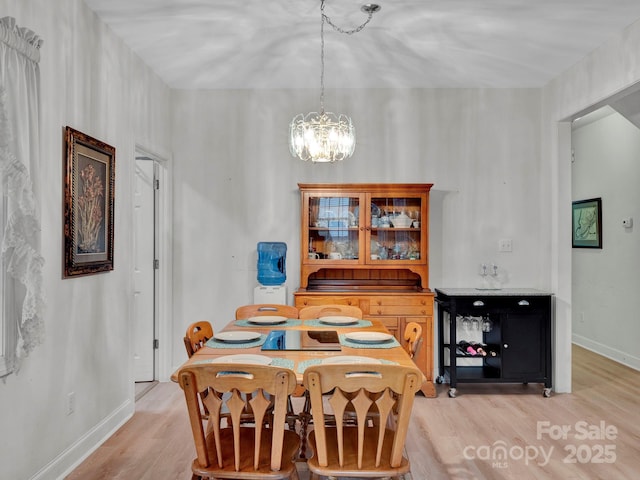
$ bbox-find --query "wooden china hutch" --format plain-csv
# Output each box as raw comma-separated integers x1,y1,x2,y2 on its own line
293,183,435,396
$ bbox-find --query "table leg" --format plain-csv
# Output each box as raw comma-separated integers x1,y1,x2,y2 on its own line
297,392,312,460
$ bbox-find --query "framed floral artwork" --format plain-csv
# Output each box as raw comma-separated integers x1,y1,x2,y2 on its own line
572,197,602,249
64,127,115,277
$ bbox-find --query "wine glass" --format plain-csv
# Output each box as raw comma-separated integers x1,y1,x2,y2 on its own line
482,317,493,332
471,317,480,331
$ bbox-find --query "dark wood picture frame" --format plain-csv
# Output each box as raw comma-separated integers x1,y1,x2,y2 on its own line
572,197,602,249
64,126,115,277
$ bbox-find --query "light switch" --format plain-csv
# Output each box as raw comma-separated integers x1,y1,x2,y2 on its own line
498,239,512,252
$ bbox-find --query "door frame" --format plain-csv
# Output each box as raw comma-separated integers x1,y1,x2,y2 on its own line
133,145,173,382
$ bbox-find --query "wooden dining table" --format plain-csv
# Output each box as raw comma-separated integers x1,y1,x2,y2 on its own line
172,316,427,459
171,317,426,386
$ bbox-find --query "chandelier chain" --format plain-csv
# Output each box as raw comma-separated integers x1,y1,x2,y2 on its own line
319,0,374,113
323,12,374,36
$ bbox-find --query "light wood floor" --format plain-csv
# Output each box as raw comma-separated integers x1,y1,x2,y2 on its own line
67,345,640,479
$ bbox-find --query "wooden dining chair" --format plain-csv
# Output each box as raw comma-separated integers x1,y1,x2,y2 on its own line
183,321,216,420
235,303,300,319
179,363,301,480
183,321,214,358
403,321,423,359
303,363,422,480
234,303,303,424
298,304,363,320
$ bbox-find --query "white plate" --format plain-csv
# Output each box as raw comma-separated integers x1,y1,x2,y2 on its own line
319,315,359,325
210,354,272,365
213,331,261,343
344,331,394,344
247,315,288,325
322,355,382,365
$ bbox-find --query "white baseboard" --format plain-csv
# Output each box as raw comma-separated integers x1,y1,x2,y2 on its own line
29,399,134,480
572,334,640,371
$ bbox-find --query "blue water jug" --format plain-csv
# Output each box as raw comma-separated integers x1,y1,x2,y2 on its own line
257,242,287,286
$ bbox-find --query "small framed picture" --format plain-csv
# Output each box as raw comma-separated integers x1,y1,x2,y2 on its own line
572,197,602,249
64,127,116,277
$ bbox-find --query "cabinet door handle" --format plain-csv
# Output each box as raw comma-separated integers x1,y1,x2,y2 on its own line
377,309,382,315
518,299,530,306
503,343,509,349
473,300,485,307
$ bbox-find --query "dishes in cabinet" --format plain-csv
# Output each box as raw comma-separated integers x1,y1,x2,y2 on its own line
371,203,381,217
391,212,413,228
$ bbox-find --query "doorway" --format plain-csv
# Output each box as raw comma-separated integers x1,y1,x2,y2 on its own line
570,95,640,373
133,155,157,383
132,147,172,397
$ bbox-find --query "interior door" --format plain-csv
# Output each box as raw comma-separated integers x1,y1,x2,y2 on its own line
133,158,156,382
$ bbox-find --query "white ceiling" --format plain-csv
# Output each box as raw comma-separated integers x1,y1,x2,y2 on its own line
83,0,640,90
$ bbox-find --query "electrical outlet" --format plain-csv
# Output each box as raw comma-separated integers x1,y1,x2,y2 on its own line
498,238,512,252
67,392,76,416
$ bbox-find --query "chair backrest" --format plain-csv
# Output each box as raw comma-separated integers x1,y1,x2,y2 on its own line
298,304,363,320
403,321,423,359
235,303,299,319
184,321,214,358
303,363,422,470
179,364,297,472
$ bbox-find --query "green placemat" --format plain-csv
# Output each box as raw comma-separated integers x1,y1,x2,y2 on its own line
304,319,373,328
338,334,400,349
270,358,295,370
234,319,302,328
205,334,267,349
297,358,322,373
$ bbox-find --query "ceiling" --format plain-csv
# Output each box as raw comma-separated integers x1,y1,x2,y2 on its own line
82,0,640,90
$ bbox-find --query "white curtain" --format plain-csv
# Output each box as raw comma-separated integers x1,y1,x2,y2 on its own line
0,17,45,377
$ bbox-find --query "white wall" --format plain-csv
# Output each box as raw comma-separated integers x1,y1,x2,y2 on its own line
170,87,547,371
571,111,640,369
0,1,171,479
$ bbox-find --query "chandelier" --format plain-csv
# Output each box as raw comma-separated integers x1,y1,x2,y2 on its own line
289,1,380,163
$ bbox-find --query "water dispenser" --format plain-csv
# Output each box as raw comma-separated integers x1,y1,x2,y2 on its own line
257,242,287,286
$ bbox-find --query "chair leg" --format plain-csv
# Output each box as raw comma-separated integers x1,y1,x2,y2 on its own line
286,396,298,431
